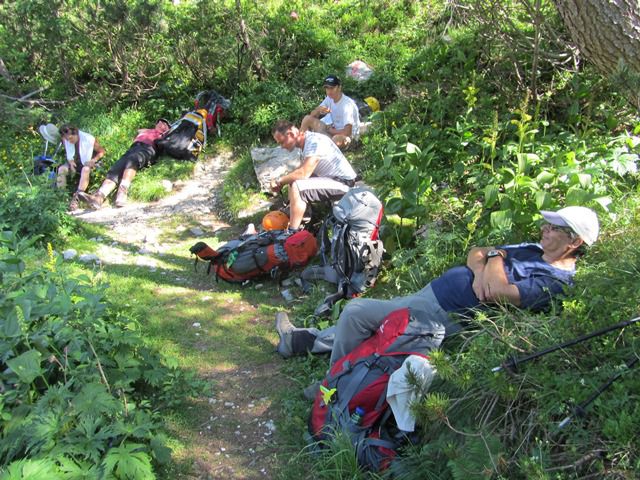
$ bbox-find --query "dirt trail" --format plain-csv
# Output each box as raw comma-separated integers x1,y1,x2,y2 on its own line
72,152,297,480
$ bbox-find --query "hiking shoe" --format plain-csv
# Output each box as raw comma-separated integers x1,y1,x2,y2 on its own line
77,191,105,210
68,192,80,212
275,312,295,358
114,185,128,208
303,381,321,401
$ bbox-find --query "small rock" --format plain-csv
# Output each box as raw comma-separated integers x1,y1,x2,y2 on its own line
62,249,77,260
220,447,226,452
192,322,201,328
264,420,276,432
190,227,205,236
202,296,212,301
281,289,294,303
208,398,217,404
138,246,154,255
78,254,100,263
224,402,234,408
161,179,173,192
254,284,263,289
248,403,255,408
281,278,293,287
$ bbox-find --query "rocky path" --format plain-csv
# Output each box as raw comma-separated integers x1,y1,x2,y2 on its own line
71,152,300,480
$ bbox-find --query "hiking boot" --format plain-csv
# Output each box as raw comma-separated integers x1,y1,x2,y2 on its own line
77,191,105,210
275,312,317,358
275,312,295,358
303,381,321,401
114,185,128,208
68,192,80,212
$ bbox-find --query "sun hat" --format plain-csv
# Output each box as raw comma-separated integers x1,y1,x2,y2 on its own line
323,75,341,87
38,123,60,143
540,206,600,245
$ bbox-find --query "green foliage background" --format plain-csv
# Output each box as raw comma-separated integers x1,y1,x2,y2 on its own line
1,0,639,478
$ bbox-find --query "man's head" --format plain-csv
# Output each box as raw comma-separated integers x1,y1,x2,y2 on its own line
156,118,171,133
272,120,301,151
540,206,599,256
323,74,342,101
60,124,79,144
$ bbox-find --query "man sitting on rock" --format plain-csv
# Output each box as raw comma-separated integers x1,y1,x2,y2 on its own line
300,75,360,150
78,118,171,209
275,206,600,366
271,120,357,231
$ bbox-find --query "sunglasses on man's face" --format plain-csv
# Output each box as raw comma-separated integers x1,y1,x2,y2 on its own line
544,223,575,236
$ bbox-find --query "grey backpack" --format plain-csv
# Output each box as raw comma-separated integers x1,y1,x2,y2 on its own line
301,187,385,316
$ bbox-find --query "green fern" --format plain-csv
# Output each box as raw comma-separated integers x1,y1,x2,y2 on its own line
101,443,154,480
0,458,62,480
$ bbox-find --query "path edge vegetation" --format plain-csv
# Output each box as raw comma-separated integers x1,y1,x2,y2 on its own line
1,1,639,478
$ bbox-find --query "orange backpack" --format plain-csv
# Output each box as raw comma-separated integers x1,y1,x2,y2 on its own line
190,230,317,283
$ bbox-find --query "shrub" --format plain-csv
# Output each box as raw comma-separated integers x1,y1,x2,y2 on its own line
0,179,76,242
0,231,205,476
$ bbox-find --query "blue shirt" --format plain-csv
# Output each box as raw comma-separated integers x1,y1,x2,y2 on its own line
430,243,575,314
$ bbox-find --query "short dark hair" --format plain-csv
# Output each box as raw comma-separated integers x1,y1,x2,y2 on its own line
272,120,295,136
59,124,78,136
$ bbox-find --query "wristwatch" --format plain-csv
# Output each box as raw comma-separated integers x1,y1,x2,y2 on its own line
486,249,505,260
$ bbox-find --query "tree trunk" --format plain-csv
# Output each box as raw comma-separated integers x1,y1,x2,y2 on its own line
554,0,640,105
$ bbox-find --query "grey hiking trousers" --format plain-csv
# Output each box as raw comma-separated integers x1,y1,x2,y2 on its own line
303,283,461,365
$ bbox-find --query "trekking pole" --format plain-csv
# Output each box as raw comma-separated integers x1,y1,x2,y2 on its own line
492,316,640,373
557,354,639,429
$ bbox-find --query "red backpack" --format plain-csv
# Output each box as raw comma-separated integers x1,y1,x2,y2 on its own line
190,230,317,283
307,307,445,471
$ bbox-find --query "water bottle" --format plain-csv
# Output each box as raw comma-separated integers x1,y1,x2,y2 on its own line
350,406,365,425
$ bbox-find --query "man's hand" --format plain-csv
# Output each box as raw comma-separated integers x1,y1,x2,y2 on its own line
270,178,282,193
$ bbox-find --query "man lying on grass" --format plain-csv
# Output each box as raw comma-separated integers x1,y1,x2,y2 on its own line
275,206,600,367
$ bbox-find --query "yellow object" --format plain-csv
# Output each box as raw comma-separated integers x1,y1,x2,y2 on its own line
320,385,336,405
364,96,380,112
262,211,289,231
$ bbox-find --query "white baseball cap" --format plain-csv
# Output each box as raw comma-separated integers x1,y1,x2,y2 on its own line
540,206,599,246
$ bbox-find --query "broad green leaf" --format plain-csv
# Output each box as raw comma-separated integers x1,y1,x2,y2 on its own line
150,435,172,464
101,443,155,480
535,191,550,209
6,349,42,384
1,309,23,338
405,142,420,155
577,173,592,188
483,184,499,208
0,458,63,480
536,170,556,184
490,210,513,230
594,196,612,211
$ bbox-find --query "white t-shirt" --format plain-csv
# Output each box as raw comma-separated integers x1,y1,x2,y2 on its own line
302,132,356,181
319,94,360,138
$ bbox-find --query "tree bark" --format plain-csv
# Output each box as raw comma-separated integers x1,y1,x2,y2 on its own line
553,0,640,78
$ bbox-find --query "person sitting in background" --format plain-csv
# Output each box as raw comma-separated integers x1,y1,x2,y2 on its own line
78,118,171,209
57,125,105,211
271,120,357,231
300,75,360,150
275,206,600,367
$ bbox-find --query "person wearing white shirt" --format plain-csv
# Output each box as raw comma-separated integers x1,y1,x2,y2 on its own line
57,125,105,211
300,75,360,150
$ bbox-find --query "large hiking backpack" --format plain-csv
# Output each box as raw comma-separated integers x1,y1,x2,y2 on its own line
307,307,445,471
190,229,318,284
157,90,231,161
156,108,209,161
301,187,384,316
